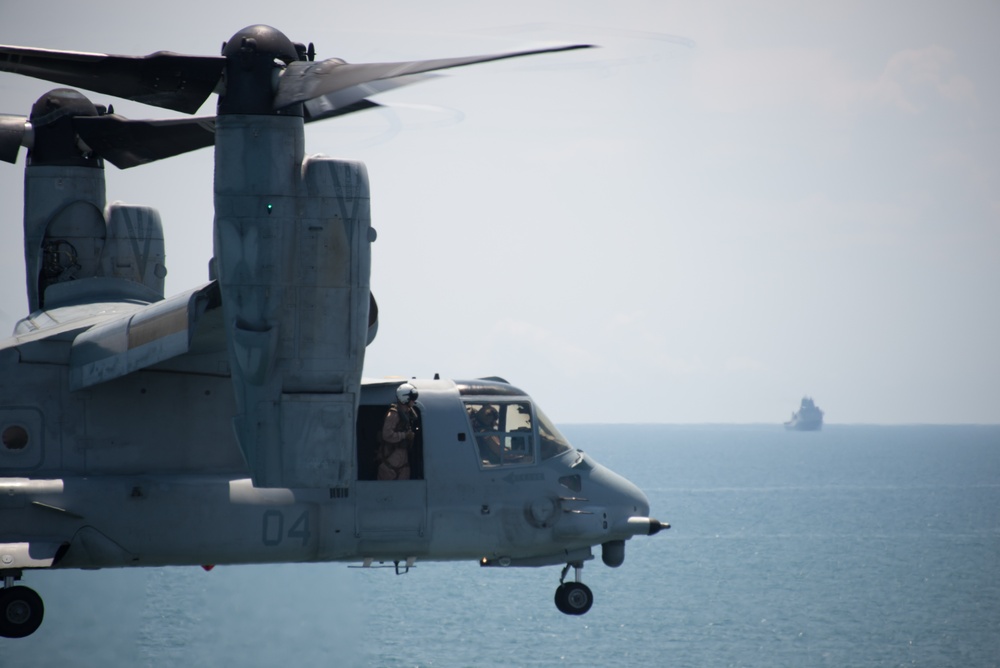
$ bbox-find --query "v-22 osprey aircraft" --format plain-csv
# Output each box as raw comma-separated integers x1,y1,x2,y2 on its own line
0,25,668,638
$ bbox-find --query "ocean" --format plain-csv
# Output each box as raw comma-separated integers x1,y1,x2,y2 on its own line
2,425,999,667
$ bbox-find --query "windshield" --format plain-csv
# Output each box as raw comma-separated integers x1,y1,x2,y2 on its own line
535,406,574,461
465,400,534,468
460,389,575,467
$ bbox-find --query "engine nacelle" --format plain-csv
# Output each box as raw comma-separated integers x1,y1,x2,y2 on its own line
103,202,167,298
23,170,167,311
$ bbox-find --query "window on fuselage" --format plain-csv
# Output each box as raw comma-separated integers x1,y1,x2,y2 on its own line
464,401,535,468
536,406,574,461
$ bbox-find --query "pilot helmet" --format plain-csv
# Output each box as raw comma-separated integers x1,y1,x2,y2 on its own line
474,405,497,427
396,383,419,404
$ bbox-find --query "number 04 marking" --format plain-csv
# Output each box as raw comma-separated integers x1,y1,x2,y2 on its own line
261,509,312,546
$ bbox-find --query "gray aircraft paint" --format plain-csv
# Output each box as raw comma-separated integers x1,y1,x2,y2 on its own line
0,26,665,638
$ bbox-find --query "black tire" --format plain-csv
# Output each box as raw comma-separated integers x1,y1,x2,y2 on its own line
0,586,45,638
554,582,593,616
554,583,571,614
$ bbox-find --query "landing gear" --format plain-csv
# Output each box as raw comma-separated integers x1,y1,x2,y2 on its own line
554,563,593,615
0,582,44,638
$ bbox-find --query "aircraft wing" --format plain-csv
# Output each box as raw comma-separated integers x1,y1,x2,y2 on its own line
68,281,223,390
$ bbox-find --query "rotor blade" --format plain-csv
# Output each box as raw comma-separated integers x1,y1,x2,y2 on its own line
0,45,224,114
275,44,593,110
304,99,381,123
0,114,30,164
73,115,216,169
302,72,437,123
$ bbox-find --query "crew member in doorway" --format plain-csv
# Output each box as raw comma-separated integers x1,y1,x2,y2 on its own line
377,383,420,480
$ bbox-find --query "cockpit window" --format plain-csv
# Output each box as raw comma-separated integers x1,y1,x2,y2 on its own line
465,401,535,468
536,406,574,461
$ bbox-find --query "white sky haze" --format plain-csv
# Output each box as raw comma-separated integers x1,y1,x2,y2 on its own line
1,1,997,424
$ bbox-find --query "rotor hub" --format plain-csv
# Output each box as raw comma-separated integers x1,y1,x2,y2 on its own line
222,25,300,64
29,89,98,125
218,25,304,116
27,89,102,167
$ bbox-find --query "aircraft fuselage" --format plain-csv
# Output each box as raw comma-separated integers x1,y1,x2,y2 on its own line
1,361,653,571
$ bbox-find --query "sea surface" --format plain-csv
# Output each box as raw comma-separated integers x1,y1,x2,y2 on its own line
2,424,999,667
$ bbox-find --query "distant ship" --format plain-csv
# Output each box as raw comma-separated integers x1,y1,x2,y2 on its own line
785,396,824,431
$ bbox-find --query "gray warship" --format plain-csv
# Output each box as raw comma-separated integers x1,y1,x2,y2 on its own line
785,396,824,431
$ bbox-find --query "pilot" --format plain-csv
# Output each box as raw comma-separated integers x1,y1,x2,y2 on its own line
470,404,502,465
377,383,420,480
470,404,499,432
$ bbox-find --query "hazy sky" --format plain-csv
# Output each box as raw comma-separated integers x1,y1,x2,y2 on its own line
1,1,997,424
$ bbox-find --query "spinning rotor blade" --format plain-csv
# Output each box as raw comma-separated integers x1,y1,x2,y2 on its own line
67,96,407,167
3,33,592,118
302,73,435,123
304,99,381,123
68,90,419,166
28,87,420,170
3,89,218,170
0,114,31,163
0,45,224,114
2,30,594,168
275,44,593,110
73,115,216,169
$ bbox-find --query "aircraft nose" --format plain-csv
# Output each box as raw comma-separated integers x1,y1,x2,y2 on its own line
587,458,669,539
565,458,668,569
554,454,668,551
588,460,650,517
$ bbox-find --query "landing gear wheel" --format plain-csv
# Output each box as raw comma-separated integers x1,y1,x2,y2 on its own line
554,581,593,616
0,586,45,638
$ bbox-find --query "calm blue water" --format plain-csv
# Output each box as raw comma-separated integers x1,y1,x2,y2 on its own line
3,425,999,667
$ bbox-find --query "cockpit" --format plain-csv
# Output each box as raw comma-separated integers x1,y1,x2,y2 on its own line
356,378,576,481
456,380,574,469
353,376,666,618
